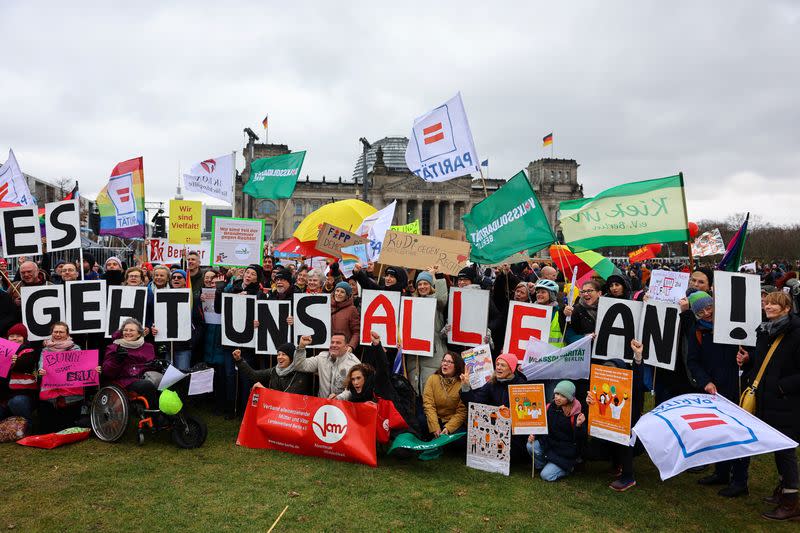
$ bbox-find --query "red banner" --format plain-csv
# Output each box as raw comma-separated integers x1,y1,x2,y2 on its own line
628,245,656,263
236,388,378,467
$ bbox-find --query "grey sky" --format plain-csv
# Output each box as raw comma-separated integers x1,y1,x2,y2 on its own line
1,1,798,224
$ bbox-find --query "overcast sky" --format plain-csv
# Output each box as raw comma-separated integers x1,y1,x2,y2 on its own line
1,1,798,224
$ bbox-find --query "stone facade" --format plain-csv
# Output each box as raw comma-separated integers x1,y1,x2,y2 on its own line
236,136,583,243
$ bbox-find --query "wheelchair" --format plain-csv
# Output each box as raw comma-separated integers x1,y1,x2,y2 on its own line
90,360,208,449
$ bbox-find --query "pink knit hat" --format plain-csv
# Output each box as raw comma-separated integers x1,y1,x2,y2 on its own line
496,352,518,373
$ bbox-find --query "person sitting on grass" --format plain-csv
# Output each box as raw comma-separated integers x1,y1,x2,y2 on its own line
102,318,158,409
1,324,39,428
232,340,312,395
422,350,467,438
527,380,586,482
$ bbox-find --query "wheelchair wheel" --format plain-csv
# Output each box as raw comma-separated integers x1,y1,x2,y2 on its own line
90,386,130,442
171,414,207,449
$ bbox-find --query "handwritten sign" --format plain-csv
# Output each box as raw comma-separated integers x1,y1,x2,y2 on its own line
434,229,466,242
379,230,470,276
648,269,690,304
0,338,21,378
391,219,420,235
40,350,100,391
315,223,368,258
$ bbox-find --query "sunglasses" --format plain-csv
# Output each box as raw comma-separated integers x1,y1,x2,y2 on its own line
171,275,185,280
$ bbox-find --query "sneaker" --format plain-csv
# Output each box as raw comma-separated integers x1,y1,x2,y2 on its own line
718,485,749,498
698,474,729,486
609,479,636,492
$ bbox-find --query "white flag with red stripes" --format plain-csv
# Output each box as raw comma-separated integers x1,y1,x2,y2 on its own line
0,149,34,205
632,393,798,480
404,93,480,183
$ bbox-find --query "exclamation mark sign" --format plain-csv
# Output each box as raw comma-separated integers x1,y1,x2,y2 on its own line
729,276,748,340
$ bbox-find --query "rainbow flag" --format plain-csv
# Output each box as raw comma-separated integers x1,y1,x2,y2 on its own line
96,157,146,238
543,133,553,147
717,213,749,272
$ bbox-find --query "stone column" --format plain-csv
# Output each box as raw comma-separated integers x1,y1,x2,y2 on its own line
415,200,422,226
395,199,405,225
432,200,440,232
447,202,455,229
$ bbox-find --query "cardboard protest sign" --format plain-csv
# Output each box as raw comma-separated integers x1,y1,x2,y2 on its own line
466,402,512,476
592,297,643,361
448,288,489,347
639,300,681,370
256,301,292,355
461,344,493,390
360,290,401,347
221,294,257,348
147,238,211,265
237,388,378,467
378,230,470,276
200,288,221,325
40,350,100,391
509,384,548,435
434,229,466,241
648,269,690,304
521,335,592,381
168,199,202,244
21,285,64,341
293,293,331,348
0,338,21,378
45,199,81,252
315,223,368,258
153,289,192,341
106,287,148,337
502,302,553,361
66,280,107,334
399,297,436,356
713,272,761,346
211,216,265,267
0,206,41,257
588,364,633,445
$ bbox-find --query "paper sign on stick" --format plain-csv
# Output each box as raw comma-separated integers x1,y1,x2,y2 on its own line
592,297,642,361
40,350,99,391
293,293,331,348
588,364,633,445
169,199,202,244
106,287,147,337
153,289,192,341
448,288,489,347
713,272,761,346
45,199,81,252
639,300,680,370
188,368,215,395
399,297,436,356
378,230,470,276
648,270,690,304
0,338,21,378
509,384,548,435
0,206,41,258
21,285,64,341
502,302,552,361
221,294,256,348
256,301,292,355
315,223,368,258
66,280,107,334
360,290,401,347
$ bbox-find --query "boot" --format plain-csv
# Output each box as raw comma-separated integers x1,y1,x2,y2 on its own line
762,492,800,521
763,482,784,505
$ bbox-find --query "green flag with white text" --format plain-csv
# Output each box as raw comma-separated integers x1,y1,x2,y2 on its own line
558,174,689,251
462,171,555,264
243,151,306,199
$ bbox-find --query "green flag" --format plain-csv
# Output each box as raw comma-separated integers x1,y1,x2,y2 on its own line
558,174,689,251
462,171,555,264
243,151,306,199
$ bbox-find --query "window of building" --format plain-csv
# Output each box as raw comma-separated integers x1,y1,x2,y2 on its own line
294,201,303,216
264,223,273,240
257,200,277,216
311,200,321,211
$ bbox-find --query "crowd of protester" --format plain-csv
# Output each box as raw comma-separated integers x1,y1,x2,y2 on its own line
0,251,798,521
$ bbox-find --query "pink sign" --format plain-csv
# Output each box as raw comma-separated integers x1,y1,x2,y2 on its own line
0,338,21,378
41,350,100,391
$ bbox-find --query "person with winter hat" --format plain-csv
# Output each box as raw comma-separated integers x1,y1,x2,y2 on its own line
351,262,408,294
527,379,586,481
105,256,123,271
330,281,360,351
1,324,39,427
232,341,312,395
603,273,631,300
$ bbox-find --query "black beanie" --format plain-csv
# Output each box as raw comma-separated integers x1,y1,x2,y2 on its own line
277,342,296,359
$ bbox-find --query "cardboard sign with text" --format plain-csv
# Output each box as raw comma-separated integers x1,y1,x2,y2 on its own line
434,229,466,242
315,223,368,258
379,230,470,276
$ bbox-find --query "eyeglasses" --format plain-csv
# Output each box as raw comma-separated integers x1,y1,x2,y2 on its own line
580,289,597,294
171,276,185,280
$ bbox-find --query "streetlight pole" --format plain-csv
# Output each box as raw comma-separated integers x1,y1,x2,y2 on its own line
359,137,371,205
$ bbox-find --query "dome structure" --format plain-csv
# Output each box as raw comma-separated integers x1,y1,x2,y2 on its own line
351,136,409,181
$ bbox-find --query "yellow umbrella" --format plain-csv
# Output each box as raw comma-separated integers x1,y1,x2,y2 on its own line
292,199,377,242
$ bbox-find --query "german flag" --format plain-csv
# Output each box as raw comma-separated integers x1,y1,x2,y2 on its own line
262,115,269,129
542,133,553,147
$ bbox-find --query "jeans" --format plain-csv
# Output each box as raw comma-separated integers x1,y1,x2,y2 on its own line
6,395,35,425
715,457,750,488
528,439,570,482
173,350,192,372
774,447,799,490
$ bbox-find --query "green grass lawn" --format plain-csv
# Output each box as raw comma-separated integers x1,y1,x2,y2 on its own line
0,410,796,533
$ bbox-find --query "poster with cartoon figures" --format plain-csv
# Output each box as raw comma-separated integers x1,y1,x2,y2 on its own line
461,344,493,390
588,364,633,445
508,384,548,435
466,402,511,476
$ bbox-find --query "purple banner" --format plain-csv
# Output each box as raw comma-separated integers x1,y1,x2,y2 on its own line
41,350,100,391
0,338,21,378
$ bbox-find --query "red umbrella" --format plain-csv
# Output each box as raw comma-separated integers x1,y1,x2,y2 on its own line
274,237,334,258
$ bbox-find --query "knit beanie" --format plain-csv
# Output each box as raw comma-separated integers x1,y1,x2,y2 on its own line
7,323,28,341
105,256,123,269
688,290,713,315
171,269,187,280
457,266,476,283
496,352,518,373
274,269,293,283
554,380,576,402
416,271,434,286
335,281,352,297
276,342,296,361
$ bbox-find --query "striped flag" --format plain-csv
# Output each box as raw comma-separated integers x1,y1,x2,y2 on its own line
542,133,553,147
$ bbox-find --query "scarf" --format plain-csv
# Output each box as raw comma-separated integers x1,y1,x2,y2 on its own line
578,300,598,322
42,337,75,351
113,336,146,349
697,319,714,331
274,359,297,377
759,313,791,339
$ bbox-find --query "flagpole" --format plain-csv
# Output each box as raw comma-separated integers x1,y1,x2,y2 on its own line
678,172,695,271
75,181,85,281
477,166,489,199
272,199,292,242
230,151,237,214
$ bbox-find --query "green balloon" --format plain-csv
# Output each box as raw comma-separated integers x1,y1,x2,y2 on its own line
610,386,617,395
159,389,183,415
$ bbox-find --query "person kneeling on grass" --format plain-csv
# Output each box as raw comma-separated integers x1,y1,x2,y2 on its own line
232,339,312,395
527,380,586,481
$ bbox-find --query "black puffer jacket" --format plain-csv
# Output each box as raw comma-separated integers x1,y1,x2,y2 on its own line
537,399,587,472
746,315,800,440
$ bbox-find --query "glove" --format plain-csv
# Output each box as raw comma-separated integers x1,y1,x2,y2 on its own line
115,346,128,362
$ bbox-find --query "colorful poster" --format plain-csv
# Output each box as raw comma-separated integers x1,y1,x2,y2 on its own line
588,364,633,445
648,269,690,304
200,288,221,325
340,243,369,278
509,384,548,435
315,222,368,258
211,216,265,267
691,228,726,257
0,338,21,378
40,350,100,391
466,402,512,476
168,199,202,244
461,344,493,390
147,238,211,265
379,230,469,276
236,388,378,467
96,157,146,238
